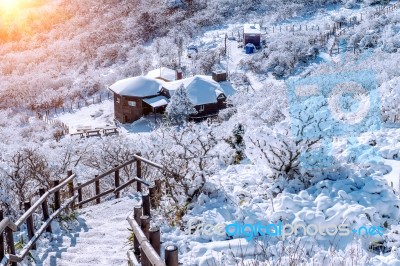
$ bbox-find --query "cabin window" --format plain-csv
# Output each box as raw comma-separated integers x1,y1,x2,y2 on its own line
116,98,120,104
199,105,205,112
128,101,136,107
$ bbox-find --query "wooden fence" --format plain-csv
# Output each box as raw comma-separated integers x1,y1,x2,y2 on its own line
266,2,400,35
42,91,113,118
0,154,179,266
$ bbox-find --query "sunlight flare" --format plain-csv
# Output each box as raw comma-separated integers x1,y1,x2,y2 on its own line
0,0,20,13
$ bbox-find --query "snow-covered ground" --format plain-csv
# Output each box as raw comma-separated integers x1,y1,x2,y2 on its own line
157,156,400,265
383,159,400,192
55,101,115,134
55,100,158,134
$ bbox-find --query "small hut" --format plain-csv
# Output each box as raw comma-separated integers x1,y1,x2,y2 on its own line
243,24,261,48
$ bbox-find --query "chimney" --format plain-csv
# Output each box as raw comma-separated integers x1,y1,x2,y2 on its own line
212,70,227,82
176,69,183,80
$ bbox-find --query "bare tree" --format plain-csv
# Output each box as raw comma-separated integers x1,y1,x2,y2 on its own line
6,148,52,208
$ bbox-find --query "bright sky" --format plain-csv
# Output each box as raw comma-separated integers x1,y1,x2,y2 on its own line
0,0,20,13
0,0,43,26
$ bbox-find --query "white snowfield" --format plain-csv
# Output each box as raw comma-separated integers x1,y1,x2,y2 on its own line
31,197,136,266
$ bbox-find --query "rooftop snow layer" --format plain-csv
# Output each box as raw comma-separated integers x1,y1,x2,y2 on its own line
143,96,169,108
146,67,177,82
166,75,230,105
244,24,261,34
109,76,164,97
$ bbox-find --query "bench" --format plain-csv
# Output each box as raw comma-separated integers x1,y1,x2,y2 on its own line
70,132,85,138
103,127,119,136
86,129,101,137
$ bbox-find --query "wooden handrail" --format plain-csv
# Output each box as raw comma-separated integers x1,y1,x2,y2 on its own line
1,173,76,266
49,174,76,194
74,158,137,191
76,177,150,207
0,174,76,235
7,196,77,263
77,188,115,207
114,177,150,194
1,154,166,265
0,218,17,235
14,174,76,228
133,154,163,170
127,213,165,266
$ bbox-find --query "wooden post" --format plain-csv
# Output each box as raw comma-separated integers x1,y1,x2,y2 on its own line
150,227,161,255
39,188,52,233
155,179,161,195
149,186,158,208
136,153,142,192
6,227,16,266
140,216,150,239
24,201,36,250
142,194,150,216
53,180,61,211
134,206,142,225
95,175,100,204
165,245,179,266
77,182,82,209
0,209,4,262
142,194,151,217
114,165,120,199
140,215,151,266
67,170,74,209
133,206,141,254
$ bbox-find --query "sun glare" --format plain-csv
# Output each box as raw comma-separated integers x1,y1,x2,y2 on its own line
0,0,20,13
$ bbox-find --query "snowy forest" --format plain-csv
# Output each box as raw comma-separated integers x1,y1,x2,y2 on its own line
1,0,400,265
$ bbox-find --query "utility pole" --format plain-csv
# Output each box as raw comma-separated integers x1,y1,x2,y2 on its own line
224,33,227,55
178,37,183,69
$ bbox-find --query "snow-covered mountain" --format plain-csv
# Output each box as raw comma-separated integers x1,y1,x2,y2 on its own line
1,0,400,265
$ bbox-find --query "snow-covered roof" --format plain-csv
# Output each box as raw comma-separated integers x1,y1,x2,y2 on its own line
146,67,176,82
218,81,235,97
109,76,164,97
143,96,169,108
244,24,261,35
165,75,232,105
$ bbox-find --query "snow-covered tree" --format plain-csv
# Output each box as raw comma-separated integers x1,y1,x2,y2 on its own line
165,84,197,125
225,123,246,164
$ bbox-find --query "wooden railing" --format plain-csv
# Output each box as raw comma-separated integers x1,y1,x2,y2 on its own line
0,153,179,266
0,173,77,266
126,194,178,266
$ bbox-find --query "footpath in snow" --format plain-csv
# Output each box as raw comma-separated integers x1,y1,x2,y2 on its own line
31,197,136,266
